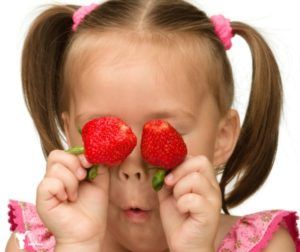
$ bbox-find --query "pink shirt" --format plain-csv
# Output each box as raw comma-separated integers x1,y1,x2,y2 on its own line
7,199,300,252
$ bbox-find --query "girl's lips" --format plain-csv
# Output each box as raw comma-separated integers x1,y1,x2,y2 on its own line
123,208,151,223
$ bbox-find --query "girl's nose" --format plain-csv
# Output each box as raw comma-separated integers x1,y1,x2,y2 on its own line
118,142,148,182
119,167,145,181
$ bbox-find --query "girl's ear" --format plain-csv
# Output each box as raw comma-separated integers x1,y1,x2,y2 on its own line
61,112,71,147
213,109,241,167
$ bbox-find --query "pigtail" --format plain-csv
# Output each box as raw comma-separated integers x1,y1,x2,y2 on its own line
220,22,283,214
22,4,77,158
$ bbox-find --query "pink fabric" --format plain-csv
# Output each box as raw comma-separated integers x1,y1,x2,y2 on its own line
8,200,55,251
217,209,300,252
210,15,234,50
72,3,100,32
7,199,300,251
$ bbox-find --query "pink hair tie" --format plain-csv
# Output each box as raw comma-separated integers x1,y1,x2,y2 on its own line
210,15,234,50
72,3,100,32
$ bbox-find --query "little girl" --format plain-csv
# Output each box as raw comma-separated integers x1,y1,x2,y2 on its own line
5,0,300,251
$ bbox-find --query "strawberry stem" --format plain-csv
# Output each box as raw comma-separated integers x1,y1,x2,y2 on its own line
65,146,98,181
87,165,99,180
66,146,84,155
152,169,168,191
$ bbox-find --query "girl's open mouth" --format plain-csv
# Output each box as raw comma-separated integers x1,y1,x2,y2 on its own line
123,208,151,223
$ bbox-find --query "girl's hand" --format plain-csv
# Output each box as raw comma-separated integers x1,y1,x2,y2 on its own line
158,155,222,252
36,150,109,248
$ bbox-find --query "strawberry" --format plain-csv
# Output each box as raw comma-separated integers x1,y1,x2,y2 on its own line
141,119,187,191
66,116,137,180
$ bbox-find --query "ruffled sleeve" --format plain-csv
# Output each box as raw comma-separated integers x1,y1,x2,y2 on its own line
8,199,56,252
217,209,300,252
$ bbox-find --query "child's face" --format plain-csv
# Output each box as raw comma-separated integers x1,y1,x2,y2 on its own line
62,34,225,251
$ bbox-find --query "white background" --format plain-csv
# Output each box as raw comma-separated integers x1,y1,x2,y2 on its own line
1,0,299,250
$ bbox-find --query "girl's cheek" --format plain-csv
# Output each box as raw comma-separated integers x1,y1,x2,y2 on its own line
181,130,194,142
69,130,83,146
183,131,213,157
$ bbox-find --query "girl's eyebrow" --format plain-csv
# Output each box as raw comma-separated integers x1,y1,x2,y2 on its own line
147,109,196,121
75,108,196,125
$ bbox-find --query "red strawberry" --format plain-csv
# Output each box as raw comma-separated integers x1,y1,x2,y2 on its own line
67,116,137,180
82,117,137,166
141,119,187,191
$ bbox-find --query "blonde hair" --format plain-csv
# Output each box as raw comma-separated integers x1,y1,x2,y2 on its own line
21,0,283,214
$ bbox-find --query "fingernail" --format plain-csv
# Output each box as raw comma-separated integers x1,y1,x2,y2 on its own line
79,155,92,167
78,154,85,163
165,173,173,183
76,168,86,179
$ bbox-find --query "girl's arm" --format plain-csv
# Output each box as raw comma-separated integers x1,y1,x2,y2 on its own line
263,226,296,252
5,233,25,252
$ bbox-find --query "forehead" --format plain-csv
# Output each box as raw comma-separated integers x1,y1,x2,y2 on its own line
65,32,210,124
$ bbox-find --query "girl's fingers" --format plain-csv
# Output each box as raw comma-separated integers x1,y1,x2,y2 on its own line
45,163,79,202
47,150,87,181
165,155,219,190
173,172,217,203
157,181,173,203
36,177,67,211
176,193,208,216
78,154,93,168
